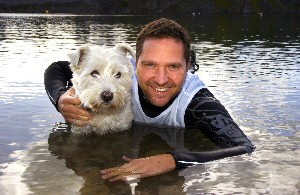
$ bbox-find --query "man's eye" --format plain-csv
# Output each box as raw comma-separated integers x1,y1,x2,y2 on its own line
145,63,155,68
115,72,121,79
91,70,99,77
169,64,180,70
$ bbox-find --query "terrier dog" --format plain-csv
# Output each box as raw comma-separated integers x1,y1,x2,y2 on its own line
68,43,135,134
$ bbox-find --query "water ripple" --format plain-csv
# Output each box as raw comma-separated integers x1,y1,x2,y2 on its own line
0,14,299,194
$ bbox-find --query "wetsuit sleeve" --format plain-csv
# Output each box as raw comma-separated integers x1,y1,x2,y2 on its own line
170,88,255,170
44,61,73,111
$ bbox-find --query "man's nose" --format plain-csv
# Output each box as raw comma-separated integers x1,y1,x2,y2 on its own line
154,67,168,85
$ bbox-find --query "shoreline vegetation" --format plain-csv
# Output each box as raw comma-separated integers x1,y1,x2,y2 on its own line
0,0,299,15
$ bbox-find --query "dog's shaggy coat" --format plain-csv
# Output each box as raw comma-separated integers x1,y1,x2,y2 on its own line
68,43,135,134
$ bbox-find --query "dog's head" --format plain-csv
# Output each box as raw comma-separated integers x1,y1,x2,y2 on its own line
68,43,135,113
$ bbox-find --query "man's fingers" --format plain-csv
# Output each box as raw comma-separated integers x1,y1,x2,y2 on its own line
71,96,81,105
62,94,80,106
100,167,118,175
102,169,141,182
68,87,76,96
108,174,127,182
101,167,127,182
66,118,89,127
63,106,91,127
57,88,92,127
62,104,90,120
101,168,120,179
101,162,140,182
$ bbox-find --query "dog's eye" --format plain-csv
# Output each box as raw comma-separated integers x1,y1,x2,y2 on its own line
114,72,121,79
91,70,99,77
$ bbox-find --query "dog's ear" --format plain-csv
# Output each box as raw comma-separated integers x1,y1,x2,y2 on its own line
68,46,90,69
114,43,136,61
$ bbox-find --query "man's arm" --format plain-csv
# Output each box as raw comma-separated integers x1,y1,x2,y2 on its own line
44,61,91,126
44,61,73,111
172,88,255,170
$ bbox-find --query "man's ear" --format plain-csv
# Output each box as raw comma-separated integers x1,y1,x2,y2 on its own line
189,50,199,73
68,46,90,70
187,61,191,72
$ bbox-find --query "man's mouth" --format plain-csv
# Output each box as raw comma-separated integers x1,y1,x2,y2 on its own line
155,87,169,92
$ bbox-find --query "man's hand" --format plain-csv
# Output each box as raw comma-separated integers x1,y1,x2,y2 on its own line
58,87,91,126
100,154,176,182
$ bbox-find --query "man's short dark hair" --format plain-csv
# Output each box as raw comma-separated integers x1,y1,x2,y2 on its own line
136,18,191,64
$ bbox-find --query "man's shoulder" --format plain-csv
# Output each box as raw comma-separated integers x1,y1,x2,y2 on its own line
56,61,70,66
186,88,220,109
192,88,215,99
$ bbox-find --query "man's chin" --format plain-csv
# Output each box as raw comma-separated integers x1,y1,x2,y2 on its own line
150,98,169,107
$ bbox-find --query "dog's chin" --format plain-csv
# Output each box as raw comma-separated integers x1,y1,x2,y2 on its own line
90,102,121,113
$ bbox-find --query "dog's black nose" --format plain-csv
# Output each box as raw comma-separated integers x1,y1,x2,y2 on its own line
101,91,113,102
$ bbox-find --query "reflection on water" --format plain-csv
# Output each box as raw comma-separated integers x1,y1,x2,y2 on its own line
0,13,299,194
15,123,194,195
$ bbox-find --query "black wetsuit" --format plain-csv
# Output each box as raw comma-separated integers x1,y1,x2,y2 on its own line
44,61,255,170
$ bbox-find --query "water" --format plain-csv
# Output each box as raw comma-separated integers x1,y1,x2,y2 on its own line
0,13,299,194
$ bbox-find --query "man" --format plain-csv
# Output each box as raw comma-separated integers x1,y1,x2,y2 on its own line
44,18,255,182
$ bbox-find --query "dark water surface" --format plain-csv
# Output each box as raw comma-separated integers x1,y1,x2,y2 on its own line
0,13,299,194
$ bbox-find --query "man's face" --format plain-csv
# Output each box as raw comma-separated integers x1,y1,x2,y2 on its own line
136,38,189,107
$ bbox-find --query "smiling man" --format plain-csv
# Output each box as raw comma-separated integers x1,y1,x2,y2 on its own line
44,18,255,182
131,22,206,128
137,38,186,107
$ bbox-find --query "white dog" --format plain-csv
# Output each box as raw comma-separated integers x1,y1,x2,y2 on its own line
68,43,135,134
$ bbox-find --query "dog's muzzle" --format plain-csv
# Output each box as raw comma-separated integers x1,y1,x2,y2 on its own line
101,90,113,103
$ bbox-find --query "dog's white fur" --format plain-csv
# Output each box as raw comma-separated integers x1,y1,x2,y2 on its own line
68,43,135,134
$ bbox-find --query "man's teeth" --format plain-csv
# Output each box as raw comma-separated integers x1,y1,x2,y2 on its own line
155,87,168,92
